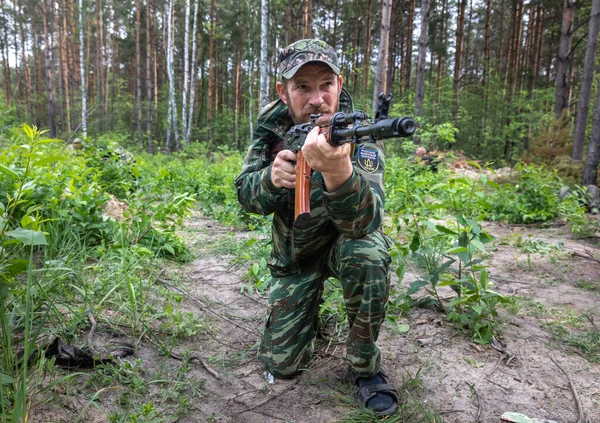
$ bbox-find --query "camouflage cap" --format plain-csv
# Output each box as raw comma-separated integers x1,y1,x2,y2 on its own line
277,39,340,80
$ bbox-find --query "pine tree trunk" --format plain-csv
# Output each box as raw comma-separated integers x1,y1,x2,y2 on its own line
96,0,105,132
362,0,373,92
302,0,312,38
186,0,199,144
554,0,577,118
136,0,143,146
583,78,600,185
572,0,599,160
181,0,190,142
60,0,71,133
259,0,268,109
42,0,56,137
207,0,216,140
415,0,430,117
404,0,415,92
79,0,86,137
373,0,392,111
146,0,154,153
454,0,467,114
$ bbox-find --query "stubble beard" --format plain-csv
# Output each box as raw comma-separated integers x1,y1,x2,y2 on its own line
286,89,340,125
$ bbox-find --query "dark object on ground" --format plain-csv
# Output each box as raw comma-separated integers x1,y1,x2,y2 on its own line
350,368,398,416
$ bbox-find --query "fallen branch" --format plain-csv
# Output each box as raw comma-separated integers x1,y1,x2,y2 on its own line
571,250,600,265
549,354,587,423
146,337,221,380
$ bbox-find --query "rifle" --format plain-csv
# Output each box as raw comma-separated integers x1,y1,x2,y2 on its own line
284,93,416,229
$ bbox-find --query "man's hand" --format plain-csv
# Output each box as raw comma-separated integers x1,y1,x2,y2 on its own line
271,149,297,189
302,126,353,192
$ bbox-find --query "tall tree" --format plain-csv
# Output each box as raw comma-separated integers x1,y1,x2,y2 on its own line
572,0,600,160
185,0,199,144
259,0,269,109
41,0,56,137
302,0,313,38
415,0,430,117
373,0,392,111
136,0,142,146
554,0,577,118
181,0,190,142
146,0,154,153
453,0,467,114
583,76,600,185
79,0,86,137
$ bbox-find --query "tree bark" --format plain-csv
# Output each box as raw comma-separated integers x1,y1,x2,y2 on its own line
415,0,430,117
583,76,600,185
373,0,392,111
454,0,467,114
186,0,199,144
182,0,190,142
136,0,143,146
78,0,86,137
302,0,312,39
41,0,56,138
146,0,154,153
259,0,268,109
362,0,373,92
572,0,600,160
207,0,216,140
554,0,577,118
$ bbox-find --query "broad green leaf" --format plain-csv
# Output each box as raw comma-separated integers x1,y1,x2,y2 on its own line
435,225,457,235
0,163,18,179
445,246,468,254
471,304,483,315
0,373,15,385
409,234,420,252
470,239,486,252
5,228,48,245
33,156,65,166
396,324,410,333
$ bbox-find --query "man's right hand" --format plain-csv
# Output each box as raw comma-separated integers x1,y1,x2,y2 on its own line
271,150,298,189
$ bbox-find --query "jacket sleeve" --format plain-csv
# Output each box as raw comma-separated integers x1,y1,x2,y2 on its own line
234,133,290,216
321,141,386,238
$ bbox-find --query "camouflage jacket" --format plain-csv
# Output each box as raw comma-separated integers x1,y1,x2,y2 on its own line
234,88,386,277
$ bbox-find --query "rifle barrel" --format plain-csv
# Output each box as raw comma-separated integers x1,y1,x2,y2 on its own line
330,117,416,145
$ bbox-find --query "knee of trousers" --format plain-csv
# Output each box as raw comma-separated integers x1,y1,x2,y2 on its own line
331,231,392,280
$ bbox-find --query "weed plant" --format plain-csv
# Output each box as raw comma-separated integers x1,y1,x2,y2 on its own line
0,125,207,421
388,160,511,344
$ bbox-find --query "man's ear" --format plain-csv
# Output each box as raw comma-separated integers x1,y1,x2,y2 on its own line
276,82,288,105
338,75,343,92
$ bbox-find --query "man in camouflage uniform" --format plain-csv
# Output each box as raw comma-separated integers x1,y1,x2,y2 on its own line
235,39,398,415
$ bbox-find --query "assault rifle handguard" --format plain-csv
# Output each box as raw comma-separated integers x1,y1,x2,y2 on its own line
284,93,416,229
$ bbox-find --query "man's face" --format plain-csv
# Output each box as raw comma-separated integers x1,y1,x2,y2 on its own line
276,63,343,124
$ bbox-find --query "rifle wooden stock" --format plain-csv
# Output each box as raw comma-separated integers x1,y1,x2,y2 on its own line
294,150,312,228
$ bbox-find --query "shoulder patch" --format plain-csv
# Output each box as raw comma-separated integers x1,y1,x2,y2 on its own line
357,147,379,174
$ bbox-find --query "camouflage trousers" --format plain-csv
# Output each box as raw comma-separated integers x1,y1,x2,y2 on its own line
259,230,392,379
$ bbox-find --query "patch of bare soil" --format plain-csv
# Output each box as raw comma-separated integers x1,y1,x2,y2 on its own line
172,214,600,423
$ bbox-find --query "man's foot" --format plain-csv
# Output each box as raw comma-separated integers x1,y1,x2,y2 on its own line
350,369,398,416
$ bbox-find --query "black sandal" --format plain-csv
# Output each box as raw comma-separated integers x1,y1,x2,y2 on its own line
350,369,398,416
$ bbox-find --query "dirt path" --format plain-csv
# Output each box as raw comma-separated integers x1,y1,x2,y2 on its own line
170,216,600,423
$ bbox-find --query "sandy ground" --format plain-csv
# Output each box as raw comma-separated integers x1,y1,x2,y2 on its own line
27,213,600,423
167,215,600,423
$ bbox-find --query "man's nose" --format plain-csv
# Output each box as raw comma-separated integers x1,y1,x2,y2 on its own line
308,89,324,107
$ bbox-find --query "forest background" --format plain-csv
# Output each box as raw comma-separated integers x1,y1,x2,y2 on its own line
0,0,599,184
2,0,600,421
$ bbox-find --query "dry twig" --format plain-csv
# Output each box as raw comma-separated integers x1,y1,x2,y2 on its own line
549,354,587,423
